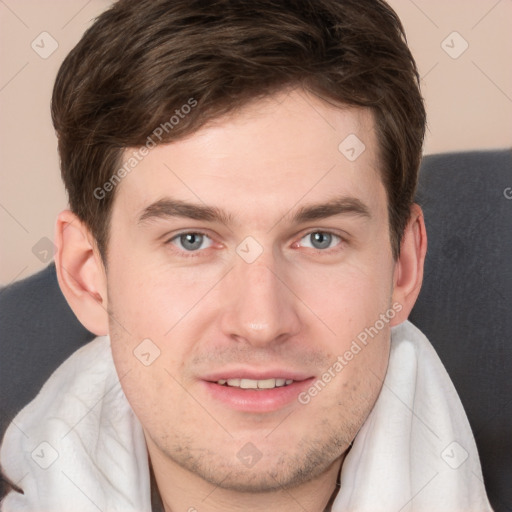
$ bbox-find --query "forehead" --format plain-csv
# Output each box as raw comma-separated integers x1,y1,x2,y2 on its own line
113,90,384,225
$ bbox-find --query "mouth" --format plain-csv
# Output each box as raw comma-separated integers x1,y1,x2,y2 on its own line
201,373,314,413
216,377,294,389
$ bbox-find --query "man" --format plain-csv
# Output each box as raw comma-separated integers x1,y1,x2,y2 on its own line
0,0,492,510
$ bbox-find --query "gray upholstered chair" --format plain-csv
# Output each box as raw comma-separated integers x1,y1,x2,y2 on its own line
1,149,511,510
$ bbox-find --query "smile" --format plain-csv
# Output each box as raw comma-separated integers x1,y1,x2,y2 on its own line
216,378,294,389
202,376,314,413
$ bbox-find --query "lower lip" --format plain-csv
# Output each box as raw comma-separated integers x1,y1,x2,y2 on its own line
201,379,314,413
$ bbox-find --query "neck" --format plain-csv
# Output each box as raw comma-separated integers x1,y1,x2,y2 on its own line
148,442,345,512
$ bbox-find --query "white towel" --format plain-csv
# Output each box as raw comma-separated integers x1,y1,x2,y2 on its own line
1,321,492,511
332,321,492,511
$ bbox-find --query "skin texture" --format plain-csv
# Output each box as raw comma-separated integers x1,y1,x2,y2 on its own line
55,89,426,512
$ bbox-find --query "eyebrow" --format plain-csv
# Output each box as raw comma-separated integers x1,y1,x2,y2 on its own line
292,196,371,223
137,196,371,226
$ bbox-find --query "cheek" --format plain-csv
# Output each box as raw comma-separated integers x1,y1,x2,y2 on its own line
106,248,220,339
106,297,190,437
307,323,391,428
104,258,220,424
292,256,394,338
292,256,393,403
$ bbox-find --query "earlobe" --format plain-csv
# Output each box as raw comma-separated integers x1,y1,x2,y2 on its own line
54,210,109,336
390,204,427,326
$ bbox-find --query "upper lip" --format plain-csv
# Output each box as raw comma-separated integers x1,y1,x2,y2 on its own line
201,369,313,382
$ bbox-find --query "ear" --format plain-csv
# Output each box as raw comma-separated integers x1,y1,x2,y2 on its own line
54,210,109,336
390,203,427,326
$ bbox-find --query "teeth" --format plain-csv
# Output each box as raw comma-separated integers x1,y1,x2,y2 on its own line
218,378,294,389
257,378,277,389
240,379,258,389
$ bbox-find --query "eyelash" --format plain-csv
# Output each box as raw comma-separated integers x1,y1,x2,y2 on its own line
165,230,346,258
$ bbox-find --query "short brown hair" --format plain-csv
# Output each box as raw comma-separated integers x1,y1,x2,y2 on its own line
52,0,425,261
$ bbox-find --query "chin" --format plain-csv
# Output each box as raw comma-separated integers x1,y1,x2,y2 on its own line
162,435,346,493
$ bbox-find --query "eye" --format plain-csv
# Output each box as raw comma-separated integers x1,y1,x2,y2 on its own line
298,231,342,250
169,232,213,252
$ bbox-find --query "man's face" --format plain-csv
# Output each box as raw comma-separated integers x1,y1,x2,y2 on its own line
105,90,396,491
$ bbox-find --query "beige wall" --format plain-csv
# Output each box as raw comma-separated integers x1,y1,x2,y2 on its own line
1,0,511,286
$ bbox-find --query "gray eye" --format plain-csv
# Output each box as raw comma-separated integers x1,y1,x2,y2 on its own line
299,231,340,250
176,233,207,251
309,232,332,249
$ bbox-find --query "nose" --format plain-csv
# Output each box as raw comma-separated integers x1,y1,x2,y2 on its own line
219,254,302,348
